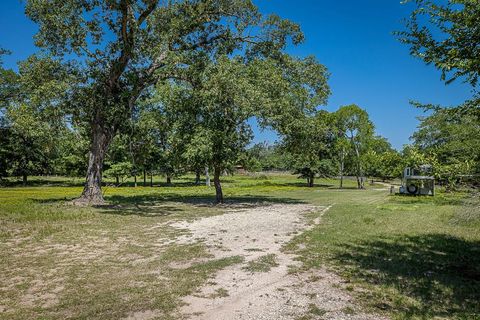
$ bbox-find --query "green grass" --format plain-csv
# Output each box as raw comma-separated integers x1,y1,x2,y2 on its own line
1,174,479,319
287,189,480,319
243,254,279,273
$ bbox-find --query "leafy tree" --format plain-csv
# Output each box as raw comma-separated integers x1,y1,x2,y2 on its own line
104,161,133,186
362,136,397,180
334,105,374,189
242,142,293,172
160,52,329,202
131,107,165,186
54,127,89,177
283,110,335,187
412,108,480,187
0,55,71,184
25,0,304,205
398,0,480,88
332,131,350,189
399,0,480,144
3,104,53,184
105,134,132,185
413,109,480,170
399,0,480,187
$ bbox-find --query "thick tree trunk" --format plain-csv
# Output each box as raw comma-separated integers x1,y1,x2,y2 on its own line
22,173,27,186
134,175,137,188
205,167,211,187
166,175,172,185
195,170,201,185
150,173,153,187
74,122,111,206
115,176,119,185
213,166,223,204
143,169,146,187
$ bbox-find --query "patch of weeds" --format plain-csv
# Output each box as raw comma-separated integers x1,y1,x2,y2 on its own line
243,254,279,273
287,264,303,275
208,288,229,299
244,248,264,252
307,275,323,283
343,306,355,315
308,303,327,316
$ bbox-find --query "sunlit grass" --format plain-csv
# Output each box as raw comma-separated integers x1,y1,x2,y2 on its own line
1,174,478,319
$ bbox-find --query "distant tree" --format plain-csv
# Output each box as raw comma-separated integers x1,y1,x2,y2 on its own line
104,161,133,186
334,105,374,189
54,127,89,177
0,55,71,184
283,111,336,187
332,131,350,189
363,136,397,179
3,104,53,185
412,108,480,188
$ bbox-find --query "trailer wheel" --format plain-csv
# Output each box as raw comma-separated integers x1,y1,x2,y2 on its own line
407,184,418,194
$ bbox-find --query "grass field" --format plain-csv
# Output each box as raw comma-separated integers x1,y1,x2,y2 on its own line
0,174,479,319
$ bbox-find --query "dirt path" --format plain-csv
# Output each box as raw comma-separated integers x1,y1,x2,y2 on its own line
170,204,387,320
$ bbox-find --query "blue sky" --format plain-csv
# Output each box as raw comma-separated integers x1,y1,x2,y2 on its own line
0,0,473,149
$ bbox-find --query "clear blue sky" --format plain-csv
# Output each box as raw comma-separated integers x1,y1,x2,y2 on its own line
0,0,472,149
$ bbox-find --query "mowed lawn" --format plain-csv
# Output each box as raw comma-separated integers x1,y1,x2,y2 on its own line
0,174,479,320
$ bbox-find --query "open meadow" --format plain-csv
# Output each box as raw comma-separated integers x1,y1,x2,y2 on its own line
1,174,478,320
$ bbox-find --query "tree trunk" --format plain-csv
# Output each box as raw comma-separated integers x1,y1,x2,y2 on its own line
205,167,211,187
166,175,172,185
308,174,315,187
339,147,345,189
143,169,146,187
150,173,153,187
213,166,223,204
74,123,111,206
22,173,27,186
134,175,137,188
195,170,201,185
353,142,365,189
115,176,119,186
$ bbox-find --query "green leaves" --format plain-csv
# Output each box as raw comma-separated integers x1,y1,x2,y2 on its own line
398,0,480,88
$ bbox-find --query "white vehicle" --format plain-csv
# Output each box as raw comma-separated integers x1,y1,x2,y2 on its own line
399,165,435,196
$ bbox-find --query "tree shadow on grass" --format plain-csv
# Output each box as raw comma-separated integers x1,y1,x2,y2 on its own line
335,234,480,318
33,193,307,217
0,178,85,187
257,181,336,188
100,193,307,216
